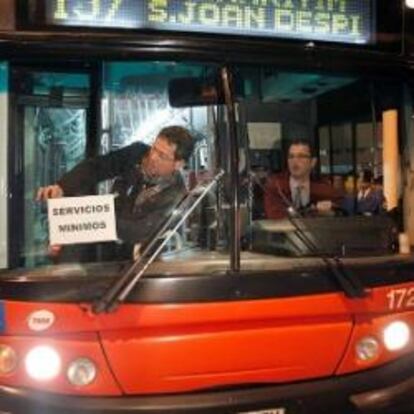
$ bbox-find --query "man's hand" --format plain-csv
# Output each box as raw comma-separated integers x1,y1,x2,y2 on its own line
316,200,333,213
36,185,65,259
36,184,64,201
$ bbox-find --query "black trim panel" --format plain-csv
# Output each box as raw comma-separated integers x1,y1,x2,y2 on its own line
0,30,410,79
0,260,413,304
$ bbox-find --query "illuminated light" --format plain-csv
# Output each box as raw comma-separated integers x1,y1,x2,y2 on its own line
222,5,243,28
383,321,411,351
245,6,265,30
350,15,362,36
355,337,380,361
73,0,100,21
25,346,61,381
332,13,349,35
46,0,372,44
314,12,330,34
198,4,220,26
67,358,97,387
275,9,294,31
406,0,414,9
297,11,313,33
0,345,18,375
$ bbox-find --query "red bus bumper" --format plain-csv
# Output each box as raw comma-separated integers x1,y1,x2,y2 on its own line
1,351,414,414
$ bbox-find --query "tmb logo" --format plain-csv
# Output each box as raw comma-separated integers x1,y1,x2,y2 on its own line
27,310,55,332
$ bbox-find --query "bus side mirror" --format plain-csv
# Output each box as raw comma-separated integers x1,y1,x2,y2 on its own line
168,77,224,107
168,75,244,107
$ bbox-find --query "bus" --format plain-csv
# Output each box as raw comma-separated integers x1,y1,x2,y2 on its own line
0,0,413,412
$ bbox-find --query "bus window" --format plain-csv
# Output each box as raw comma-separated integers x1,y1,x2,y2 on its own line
239,67,403,263
10,69,90,269
11,61,230,275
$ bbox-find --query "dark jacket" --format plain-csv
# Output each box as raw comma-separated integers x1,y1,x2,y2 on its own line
340,188,386,216
58,142,186,244
264,172,343,219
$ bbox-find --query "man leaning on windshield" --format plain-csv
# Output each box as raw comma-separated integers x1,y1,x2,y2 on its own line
36,126,194,260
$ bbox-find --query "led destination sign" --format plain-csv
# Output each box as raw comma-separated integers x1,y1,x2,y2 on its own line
46,0,374,44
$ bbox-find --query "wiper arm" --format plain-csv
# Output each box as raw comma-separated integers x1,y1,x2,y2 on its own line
285,211,366,298
92,170,225,314
250,173,366,298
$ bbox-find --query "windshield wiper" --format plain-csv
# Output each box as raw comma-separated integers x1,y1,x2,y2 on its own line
250,172,366,298
92,170,225,314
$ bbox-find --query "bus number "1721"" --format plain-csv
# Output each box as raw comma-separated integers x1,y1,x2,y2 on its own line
386,288,414,310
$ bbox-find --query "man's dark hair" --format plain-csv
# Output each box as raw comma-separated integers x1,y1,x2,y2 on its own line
158,126,194,162
287,139,316,157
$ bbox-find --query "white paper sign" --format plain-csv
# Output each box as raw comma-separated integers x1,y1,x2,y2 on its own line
47,195,117,245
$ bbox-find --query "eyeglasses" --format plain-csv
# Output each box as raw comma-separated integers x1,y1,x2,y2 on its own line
288,154,312,160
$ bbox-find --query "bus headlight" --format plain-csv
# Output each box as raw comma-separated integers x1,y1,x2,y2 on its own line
67,358,97,387
25,345,61,381
355,336,380,361
0,345,18,375
406,0,414,9
383,321,411,351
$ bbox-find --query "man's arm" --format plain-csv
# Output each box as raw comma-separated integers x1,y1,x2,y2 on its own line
58,142,148,196
263,175,289,220
37,142,149,200
312,180,344,212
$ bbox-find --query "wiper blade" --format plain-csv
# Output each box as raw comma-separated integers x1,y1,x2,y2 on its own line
250,172,366,298
92,170,225,314
286,211,366,298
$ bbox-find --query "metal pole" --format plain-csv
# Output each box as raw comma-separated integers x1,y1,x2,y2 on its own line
221,67,240,272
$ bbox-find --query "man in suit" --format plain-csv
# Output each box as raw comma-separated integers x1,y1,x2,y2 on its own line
356,169,385,215
264,139,343,219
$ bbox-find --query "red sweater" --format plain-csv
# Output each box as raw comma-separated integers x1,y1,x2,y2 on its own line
264,172,343,219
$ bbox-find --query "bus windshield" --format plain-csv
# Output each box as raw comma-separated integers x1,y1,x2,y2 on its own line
238,66,404,263
2,60,413,277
